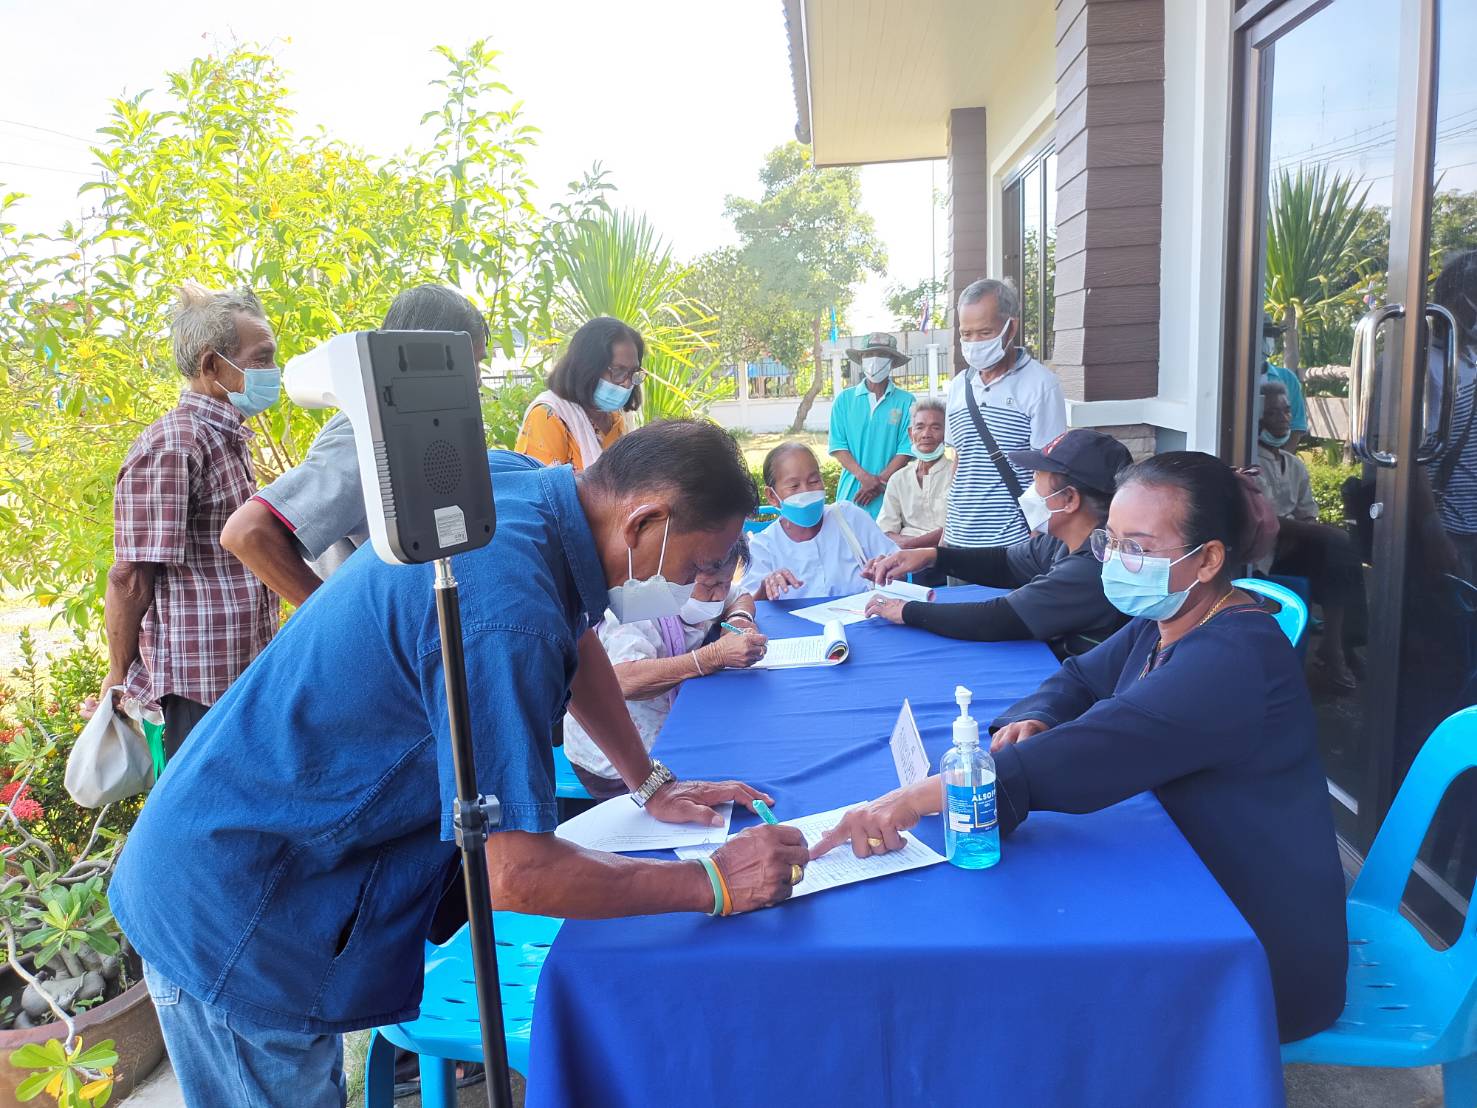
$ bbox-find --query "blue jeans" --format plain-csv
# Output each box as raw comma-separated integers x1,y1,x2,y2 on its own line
143,963,346,1108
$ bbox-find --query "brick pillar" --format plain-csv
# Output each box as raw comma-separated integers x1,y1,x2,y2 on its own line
1052,0,1164,402
946,107,989,375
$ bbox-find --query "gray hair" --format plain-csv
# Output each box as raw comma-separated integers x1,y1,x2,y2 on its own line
912,397,946,418
1260,379,1290,400
957,277,1020,322
171,283,266,378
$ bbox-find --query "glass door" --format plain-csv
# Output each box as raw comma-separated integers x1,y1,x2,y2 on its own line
1390,0,1477,943
1231,0,1476,940
1228,0,1405,846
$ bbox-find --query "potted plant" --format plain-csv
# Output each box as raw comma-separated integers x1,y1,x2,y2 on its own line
0,633,162,1106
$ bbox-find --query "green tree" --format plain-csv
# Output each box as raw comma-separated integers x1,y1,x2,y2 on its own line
687,246,812,374
0,42,605,629
886,277,947,334
724,142,885,431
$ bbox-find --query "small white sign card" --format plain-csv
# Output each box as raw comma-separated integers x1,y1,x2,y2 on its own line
889,699,930,787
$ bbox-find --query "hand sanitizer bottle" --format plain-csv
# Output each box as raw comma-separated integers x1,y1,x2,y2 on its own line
940,685,1000,869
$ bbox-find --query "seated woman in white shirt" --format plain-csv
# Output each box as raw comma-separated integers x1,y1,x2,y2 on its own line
563,541,769,797
742,442,897,600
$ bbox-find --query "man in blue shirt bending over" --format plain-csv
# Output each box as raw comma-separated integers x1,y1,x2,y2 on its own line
109,420,809,1108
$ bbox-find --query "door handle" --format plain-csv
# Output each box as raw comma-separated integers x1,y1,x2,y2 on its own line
1416,303,1458,463
1350,303,1404,467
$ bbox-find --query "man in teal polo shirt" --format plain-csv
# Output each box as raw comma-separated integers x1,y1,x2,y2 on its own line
829,332,916,518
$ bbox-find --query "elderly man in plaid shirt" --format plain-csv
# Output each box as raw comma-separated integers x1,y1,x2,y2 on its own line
88,284,280,753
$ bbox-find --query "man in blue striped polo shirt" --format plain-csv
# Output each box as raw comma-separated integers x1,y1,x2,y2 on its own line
944,278,1067,548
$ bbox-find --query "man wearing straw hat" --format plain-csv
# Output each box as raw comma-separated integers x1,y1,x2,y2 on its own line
829,331,916,519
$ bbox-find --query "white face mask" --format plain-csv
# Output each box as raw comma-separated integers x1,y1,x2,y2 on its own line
1018,484,1069,534
679,596,725,626
961,322,1012,372
862,356,893,384
606,516,696,624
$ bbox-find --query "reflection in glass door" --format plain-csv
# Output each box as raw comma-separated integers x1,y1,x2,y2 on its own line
1245,0,1401,842
1393,0,1477,943
1235,0,1477,941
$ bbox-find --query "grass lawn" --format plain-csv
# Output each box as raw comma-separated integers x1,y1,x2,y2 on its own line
732,429,828,470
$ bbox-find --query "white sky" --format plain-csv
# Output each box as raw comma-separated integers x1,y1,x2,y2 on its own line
0,0,944,332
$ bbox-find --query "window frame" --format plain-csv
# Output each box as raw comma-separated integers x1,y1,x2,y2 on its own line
1001,142,1057,361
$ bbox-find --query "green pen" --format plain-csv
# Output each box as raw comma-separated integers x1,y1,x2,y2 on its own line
753,799,779,825
720,621,750,636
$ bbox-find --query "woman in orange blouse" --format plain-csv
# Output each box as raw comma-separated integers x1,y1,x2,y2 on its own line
515,316,645,471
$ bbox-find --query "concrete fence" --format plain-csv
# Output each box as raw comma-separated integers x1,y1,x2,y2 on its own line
711,342,949,434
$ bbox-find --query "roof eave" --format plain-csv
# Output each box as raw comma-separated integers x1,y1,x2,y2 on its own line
782,0,813,145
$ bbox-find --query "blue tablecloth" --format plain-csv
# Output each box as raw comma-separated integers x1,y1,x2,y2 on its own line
528,587,1285,1107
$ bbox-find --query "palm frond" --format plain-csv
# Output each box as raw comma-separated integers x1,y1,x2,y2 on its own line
552,210,722,422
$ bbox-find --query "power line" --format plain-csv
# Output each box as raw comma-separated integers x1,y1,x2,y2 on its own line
0,159,91,176
0,118,92,144
1272,105,1477,170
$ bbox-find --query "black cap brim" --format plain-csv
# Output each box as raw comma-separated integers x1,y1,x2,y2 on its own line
1007,447,1115,495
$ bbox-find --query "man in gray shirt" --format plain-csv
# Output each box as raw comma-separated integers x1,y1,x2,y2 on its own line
864,429,1131,659
221,286,488,603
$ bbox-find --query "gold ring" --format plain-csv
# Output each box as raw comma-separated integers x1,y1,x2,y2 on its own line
789,864,804,885
866,837,884,849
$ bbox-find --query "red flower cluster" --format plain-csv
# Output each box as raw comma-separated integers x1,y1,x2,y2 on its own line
0,726,18,744
0,781,43,822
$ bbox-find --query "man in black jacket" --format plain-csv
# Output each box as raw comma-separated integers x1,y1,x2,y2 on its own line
864,429,1132,659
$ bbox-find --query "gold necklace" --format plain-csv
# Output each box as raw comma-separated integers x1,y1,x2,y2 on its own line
1141,588,1239,678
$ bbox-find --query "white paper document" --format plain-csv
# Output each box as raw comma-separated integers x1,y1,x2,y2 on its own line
784,804,946,899
790,580,936,626
672,842,720,860
889,699,931,788
556,796,732,853
749,619,849,669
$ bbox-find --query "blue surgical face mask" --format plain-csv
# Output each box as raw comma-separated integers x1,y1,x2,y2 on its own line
593,378,633,412
1100,545,1204,621
776,489,825,528
217,352,281,417
1260,428,1291,448
913,443,947,462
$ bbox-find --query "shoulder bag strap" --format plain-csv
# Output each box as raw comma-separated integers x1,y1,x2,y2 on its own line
829,504,870,570
963,372,1028,507
1434,374,1477,503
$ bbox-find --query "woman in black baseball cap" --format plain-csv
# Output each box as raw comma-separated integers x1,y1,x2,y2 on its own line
865,428,1132,659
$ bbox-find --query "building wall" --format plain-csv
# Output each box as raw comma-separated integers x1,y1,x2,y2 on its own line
1050,0,1166,404
1155,0,1235,453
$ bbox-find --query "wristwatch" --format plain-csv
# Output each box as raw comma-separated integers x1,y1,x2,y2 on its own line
632,760,675,807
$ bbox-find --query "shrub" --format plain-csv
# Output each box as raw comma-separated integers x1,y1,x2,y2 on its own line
746,460,842,508
1302,449,1359,527
481,378,543,451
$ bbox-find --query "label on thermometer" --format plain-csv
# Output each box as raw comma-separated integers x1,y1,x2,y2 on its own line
946,782,997,833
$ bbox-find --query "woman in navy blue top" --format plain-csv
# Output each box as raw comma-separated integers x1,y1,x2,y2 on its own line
813,451,1348,1043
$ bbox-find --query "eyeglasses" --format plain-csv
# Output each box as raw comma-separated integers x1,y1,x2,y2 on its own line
1089,528,1198,574
605,365,646,387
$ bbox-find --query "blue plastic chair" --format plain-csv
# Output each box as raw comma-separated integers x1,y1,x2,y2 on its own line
1233,576,1309,649
552,743,590,800
1281,706,1477,1104
743,506,779,533
364,913,564,1107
